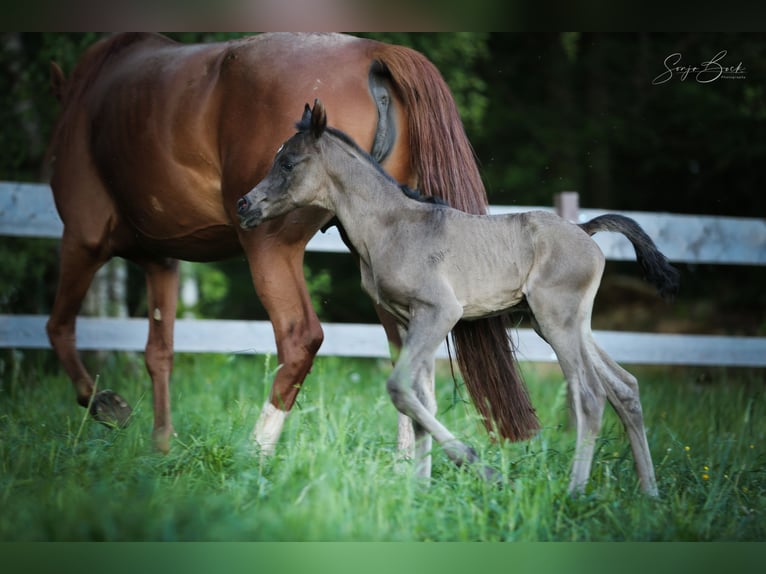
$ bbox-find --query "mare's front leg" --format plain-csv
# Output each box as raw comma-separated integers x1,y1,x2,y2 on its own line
141,257,180,453
239,214,325,457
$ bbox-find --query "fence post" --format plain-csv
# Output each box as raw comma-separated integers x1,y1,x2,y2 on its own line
555,191,579,222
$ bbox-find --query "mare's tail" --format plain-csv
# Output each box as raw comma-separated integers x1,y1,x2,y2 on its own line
580,214,680,300
371,41,539,441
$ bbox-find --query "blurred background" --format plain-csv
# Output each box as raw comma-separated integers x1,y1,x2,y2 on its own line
1,33,764,341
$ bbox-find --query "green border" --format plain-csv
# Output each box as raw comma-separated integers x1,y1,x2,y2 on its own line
3,543,765,574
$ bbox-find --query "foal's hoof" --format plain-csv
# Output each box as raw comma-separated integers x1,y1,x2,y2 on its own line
479,464,506,485
89,389,133,428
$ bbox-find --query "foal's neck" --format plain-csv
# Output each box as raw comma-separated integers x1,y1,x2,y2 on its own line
332,144,420,215
327,147,421,256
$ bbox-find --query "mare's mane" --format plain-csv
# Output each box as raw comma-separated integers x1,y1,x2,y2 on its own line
294,116,448,206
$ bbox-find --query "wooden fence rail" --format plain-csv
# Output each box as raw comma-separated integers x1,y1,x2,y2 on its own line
1,181,765,366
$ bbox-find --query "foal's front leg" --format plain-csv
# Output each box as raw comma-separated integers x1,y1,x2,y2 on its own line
371,304,418,464
387,347,476,471
393,319,436,477
385,300,500,481
410,352,436,478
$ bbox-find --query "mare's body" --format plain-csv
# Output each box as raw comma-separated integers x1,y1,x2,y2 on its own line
46,32,539,455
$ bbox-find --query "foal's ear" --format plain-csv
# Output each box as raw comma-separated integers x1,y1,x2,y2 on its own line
310,98,327,139
300,103,312,126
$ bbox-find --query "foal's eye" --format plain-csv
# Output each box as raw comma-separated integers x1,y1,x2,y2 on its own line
281,160,294,172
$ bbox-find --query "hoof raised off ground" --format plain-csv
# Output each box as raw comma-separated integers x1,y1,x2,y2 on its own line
88,389,133,428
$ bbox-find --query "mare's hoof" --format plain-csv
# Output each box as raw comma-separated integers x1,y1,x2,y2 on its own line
152,427,176,454
89,389,133,428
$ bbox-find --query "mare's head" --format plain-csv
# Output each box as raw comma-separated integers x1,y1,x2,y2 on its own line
237,99,332,229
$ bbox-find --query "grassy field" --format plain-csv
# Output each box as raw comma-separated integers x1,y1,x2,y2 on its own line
0,350,763,541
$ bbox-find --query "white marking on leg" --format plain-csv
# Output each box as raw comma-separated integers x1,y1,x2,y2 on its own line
153,307,162,321
414,433,432,479
394,412,416,474
397,412,415,458
252,401,288,456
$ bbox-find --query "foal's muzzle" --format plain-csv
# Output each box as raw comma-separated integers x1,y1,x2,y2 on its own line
236,195,262,229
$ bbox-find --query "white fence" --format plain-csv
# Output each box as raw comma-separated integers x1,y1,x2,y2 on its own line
1,181,765,366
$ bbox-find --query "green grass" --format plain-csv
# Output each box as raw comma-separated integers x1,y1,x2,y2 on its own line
0,351,763,540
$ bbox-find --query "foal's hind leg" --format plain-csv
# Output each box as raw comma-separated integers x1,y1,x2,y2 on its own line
47,233,132,426
141,258,180,453
592,345,658,496
525,287,607,495
543,331,607,494
528,289,656,495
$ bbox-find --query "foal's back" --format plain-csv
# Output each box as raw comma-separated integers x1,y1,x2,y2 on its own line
375,207,602,321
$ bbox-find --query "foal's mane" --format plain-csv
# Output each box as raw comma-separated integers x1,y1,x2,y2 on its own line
294,116,447,206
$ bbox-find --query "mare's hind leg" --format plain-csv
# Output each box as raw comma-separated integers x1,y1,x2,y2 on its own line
141,258,179,453
593,345,658,496
46,233,132,426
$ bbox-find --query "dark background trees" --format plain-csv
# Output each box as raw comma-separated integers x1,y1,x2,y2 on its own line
1,33,764,336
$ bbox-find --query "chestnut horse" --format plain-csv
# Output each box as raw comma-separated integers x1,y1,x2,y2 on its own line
46,32,539,455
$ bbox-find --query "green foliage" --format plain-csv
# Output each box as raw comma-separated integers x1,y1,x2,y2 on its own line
304,265,332,317
198,264,229,310
178,260,333,321
474,33,766,216
0,237,58,313
0,33,100,181
1,355,763,540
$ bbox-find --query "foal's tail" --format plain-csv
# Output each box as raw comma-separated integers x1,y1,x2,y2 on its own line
370,41,540,442
580,214,680,299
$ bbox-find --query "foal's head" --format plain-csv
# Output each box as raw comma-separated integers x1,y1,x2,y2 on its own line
237,100,334,229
